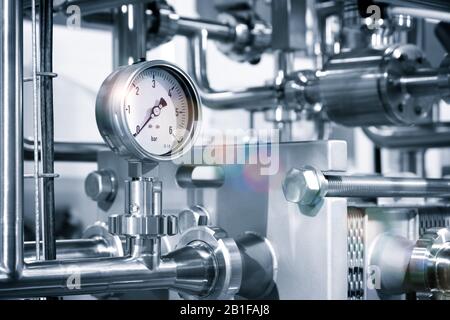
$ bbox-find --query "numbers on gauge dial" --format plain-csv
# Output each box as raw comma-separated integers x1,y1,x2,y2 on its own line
124,68,191,156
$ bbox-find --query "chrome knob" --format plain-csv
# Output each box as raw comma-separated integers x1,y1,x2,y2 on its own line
85,170,117,202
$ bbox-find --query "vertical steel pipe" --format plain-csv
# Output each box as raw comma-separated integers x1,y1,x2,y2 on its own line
0,0,24,280
112,3,147,68
39,0,56,262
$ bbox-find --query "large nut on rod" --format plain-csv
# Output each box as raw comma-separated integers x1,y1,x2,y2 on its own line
177,226,242,300
109,214,178,237
282,166,328,206
408,227,450,293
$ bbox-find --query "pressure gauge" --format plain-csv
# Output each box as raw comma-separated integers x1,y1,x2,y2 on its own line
96,60,202,161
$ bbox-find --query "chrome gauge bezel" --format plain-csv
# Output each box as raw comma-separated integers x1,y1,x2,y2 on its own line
96,60,202,162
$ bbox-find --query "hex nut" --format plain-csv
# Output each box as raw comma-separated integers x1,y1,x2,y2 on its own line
282,166,327,205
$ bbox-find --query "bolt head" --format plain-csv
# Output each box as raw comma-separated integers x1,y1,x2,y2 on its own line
85,170,117,202
283,166,324,205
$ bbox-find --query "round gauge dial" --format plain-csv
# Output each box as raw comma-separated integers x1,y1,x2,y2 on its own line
96,61,201,161
125,68,192,156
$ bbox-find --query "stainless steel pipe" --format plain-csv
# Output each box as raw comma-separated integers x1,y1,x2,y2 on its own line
363,125,450,149
187,30,278,110
0,241,218,298
177,16,235,42
24,238,121,262
0,257,176,297
24,138,107,162
0,0,24,281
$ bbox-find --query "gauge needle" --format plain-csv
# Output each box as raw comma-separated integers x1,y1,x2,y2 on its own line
133,98,167,137
171,133,183,143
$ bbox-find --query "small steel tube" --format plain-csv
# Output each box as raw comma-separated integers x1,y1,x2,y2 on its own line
387,6,450,24
23,138,107,162
177,16,235,42
363,125,450,149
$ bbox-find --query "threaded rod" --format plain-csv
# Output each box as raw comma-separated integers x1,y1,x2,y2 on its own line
325,175,450,198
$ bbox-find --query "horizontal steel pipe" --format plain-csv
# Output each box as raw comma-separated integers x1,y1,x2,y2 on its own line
363,125,450,149
24,0,148,16
24,238,120,262
387,6,450,23
177,16,235,42
24,138,106,162
0,257,176,297
377,0,450,11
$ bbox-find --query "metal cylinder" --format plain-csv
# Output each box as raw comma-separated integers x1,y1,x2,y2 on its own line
125,178,157,217
317,45,434,126
0,0,24,280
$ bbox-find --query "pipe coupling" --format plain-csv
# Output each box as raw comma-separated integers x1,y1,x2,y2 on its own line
109,214,178,237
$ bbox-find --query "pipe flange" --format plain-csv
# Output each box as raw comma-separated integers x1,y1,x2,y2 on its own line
409,227,450,292
382,44,433,125
177,226,242,300
109,214,178,237
83,221,124,257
